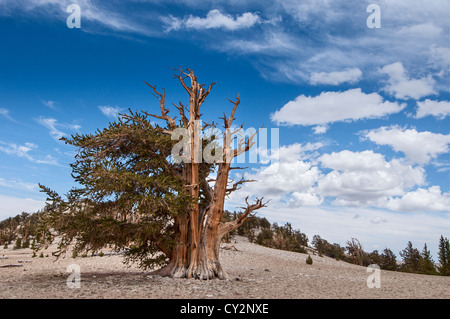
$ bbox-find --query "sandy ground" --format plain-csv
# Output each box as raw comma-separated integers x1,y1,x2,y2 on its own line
0,236,449,299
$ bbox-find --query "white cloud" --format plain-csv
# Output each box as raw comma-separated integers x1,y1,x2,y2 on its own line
36,116,81,141
415,99,450,119
363,126,450,165
163,9,261,32
429,46,450,74
312,125,328,135
370,216,388,224
271,88,406,126
0,177,38,192
98,105,124,119
228,143,447,215
378,62,436,100
240,160,321,198
310,68,362,85
228,143,323,207
218,31,299,56
0,0,154,36
385,186,450,212
42,100,57,110
0,195,45,220
289,191,322,207
317,150,425,206
396,23,442,38
0,140,61,166
0,108,13,122
0,108,9,117
258,142,324,164
0,141,37,161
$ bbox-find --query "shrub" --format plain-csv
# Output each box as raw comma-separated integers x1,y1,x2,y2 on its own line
22,238,30,249
306,255,313,265
13,238,22,250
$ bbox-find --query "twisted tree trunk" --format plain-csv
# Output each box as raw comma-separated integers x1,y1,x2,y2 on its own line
147,68,266,279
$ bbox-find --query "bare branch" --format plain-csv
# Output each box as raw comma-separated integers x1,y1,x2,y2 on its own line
226,176,256,195
218,197,268,237
173,102,189,127
225,95,240,128
198,82,216,106
172,67,191,95
232,126,262,158
143,81,176,130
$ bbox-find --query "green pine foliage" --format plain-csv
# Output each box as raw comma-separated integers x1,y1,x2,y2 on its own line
399,241,421,273
312,235,347,261
232,211,309,253
36,110,196,270
13,238,22,250
380,248,398,271
418,244,437,275
437,235,450,276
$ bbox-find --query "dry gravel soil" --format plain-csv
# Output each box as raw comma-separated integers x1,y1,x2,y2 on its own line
0,236,449,299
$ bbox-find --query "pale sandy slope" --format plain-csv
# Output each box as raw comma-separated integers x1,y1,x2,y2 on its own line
0,236,449,299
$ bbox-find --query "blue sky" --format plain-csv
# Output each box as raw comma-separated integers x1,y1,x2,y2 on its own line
0,0,449,258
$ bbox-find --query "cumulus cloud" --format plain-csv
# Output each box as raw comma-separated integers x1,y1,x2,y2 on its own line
228,143,449,213
228,143,323,207
379,62,436,100
271,88,406,126
414,99,450,119
362,126,450,165
385,186,450,212
258,142,324,164
310,68,362,85
312,125,328,135
162,9,261,32
317,150,425,206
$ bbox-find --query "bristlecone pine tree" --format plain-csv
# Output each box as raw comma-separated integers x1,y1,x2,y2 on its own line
38,68,267,280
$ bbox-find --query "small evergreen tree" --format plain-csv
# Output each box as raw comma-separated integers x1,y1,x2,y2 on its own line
399,241,421,273
13,237,22,250
22,238,30,249
380,248,397,271
437,235,450,276
418,243,437,275
306,255,313,265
